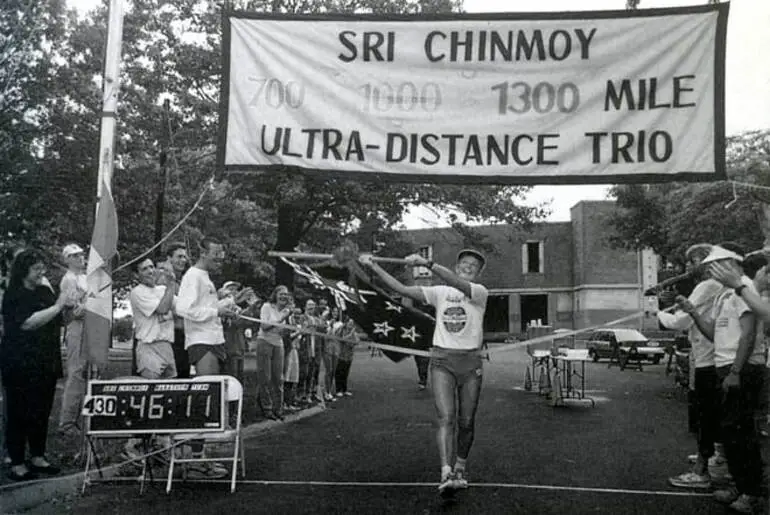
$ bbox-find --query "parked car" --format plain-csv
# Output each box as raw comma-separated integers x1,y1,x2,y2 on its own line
586,328,663,364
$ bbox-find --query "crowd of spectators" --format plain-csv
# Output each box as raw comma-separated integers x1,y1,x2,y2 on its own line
0,238,363,482
655,242,770,514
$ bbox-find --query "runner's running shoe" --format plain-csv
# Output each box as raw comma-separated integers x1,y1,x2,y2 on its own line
452,469,469,489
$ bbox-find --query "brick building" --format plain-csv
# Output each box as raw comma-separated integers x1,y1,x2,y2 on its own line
399,201,657,340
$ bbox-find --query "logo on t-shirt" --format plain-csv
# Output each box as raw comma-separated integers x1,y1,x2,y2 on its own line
443,306,468,333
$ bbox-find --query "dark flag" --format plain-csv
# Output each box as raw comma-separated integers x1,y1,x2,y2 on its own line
282,258,434,362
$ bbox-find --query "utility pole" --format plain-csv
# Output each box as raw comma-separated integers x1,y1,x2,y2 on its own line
154,98,170,258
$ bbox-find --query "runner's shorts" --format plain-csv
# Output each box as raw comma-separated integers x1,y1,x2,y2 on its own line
136,340,177,379
429,347,483,385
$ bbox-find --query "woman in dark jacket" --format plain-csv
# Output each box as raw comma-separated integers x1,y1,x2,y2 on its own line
1,249,67,481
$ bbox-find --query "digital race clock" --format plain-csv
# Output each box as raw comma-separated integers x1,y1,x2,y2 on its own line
83,379,226,436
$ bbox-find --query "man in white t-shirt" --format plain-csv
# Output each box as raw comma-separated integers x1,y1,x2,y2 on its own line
176,239,238,375
122,258,177,463
360,248,488,498
660,244,727,490
130,258,177,379
175,238,237,479
57,243,88,438
679,245,767,514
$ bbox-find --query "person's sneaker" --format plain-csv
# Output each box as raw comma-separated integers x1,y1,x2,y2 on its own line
452,469,469,489
668,471,711,489
336,392,343,398
209,462,229,477
187,462,228,479
728,494,761,514
418,383,427,391
3,456,12,466
438,472,457,497
344,391,353,397
713,486,740,504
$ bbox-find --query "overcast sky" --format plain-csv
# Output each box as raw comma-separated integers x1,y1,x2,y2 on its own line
68,0,769,224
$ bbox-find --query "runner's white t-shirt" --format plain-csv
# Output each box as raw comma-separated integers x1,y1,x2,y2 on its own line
421,283,488,350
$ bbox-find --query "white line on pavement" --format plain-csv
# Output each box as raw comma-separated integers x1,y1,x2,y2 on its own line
99,477,712,497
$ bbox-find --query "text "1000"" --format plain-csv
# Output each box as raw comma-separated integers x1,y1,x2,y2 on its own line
359,82,442,113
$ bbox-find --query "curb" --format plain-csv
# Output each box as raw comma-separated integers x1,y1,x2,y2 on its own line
0,405,327,513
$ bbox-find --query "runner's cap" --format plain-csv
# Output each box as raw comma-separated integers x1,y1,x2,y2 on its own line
456,249,486,271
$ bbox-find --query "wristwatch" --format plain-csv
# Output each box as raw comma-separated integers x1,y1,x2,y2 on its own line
735,285,747,297
425,260,434,270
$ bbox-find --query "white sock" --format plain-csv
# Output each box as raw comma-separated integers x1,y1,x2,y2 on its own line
441,465,452,479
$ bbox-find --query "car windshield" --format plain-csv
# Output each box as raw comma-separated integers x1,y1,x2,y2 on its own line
609,329,649,343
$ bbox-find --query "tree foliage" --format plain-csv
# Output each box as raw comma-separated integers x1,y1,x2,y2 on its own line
607,129,770,266
2,0,546,292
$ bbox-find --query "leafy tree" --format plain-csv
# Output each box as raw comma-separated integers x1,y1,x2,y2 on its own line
607,129,770,265
3,0,547,294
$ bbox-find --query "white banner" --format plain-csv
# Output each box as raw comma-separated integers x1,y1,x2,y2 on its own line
220,4,727,184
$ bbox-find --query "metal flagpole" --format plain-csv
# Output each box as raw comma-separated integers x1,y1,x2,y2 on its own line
82,0,124,466
97,0,124,200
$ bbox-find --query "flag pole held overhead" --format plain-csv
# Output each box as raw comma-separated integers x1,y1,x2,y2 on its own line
268,251,409,265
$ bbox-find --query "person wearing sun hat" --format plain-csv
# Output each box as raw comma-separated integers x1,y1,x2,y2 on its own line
664,243,730,490
57,243,89,440
677,243,767,514
359,247,488,498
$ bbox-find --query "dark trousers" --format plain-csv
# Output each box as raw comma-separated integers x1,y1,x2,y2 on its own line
415,355,430,385
3,374,57,465
718,364,764,496
298,355,309,398
299,356,319,399
225,356,244,385
173,329,190,379
688,389,699,434
284,381,296,406
694,366,721,459
335,359,353,393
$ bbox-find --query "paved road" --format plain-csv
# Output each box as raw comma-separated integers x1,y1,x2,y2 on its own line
13,348,758,514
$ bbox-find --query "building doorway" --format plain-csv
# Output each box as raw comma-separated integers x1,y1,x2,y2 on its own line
484,295,509,333
520,294,548,332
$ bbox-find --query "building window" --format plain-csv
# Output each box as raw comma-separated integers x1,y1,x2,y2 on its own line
414,245,433,278
522,241,544,274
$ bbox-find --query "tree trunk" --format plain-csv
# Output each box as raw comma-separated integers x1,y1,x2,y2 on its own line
761,204,770,252
274,205,301,288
